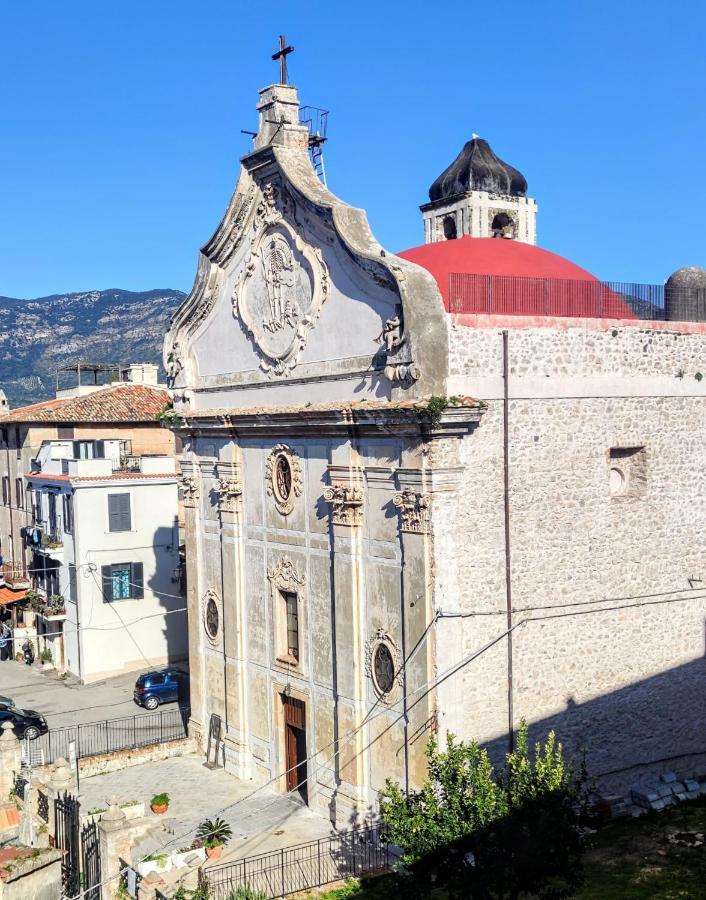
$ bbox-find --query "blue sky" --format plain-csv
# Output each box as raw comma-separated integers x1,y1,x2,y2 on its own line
1,0,704,298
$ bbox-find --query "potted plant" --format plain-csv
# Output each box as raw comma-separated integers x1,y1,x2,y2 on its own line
196,816,233,860
150,792,170,814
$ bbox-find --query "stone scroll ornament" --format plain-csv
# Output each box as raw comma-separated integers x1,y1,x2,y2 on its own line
216,476,243,514
232,182,330,376
180,474,200,507
202,588,222,646
265,445,303,516
392,488,431,534
323,484,364,527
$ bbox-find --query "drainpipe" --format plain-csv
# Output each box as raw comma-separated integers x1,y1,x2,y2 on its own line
502,330,514,753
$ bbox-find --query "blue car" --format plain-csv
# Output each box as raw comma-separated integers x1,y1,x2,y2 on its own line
133,668,186,710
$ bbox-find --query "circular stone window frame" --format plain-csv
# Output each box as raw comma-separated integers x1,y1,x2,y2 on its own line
265,444,303,516
202,588,222,647
365,629,402,703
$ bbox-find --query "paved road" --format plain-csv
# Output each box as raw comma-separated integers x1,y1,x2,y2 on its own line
0,658,181,729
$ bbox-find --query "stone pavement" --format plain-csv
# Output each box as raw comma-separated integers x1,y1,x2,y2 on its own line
78,754,333,863
0,658,171,729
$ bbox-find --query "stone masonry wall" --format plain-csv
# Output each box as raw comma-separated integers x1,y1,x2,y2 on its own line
440,319,706,790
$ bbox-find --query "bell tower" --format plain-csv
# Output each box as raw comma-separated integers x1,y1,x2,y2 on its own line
421,136,537,245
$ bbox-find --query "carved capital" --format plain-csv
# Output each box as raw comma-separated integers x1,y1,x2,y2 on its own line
216,476,243,513
323,484,364,527
392,488,431,534
180,474,200,508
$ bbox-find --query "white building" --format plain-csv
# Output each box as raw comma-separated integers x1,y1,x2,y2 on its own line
26,439,186,682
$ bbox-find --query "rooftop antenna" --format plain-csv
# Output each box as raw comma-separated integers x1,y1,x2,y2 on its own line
299,106,329,186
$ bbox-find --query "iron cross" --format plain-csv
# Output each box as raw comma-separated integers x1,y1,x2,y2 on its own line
272,35,294,84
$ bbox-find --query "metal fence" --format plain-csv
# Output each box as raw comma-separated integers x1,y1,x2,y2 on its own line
202,824,390,899
447,273,706,321
29,705,190,766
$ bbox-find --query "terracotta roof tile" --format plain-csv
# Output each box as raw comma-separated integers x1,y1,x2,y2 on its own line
2,385,168,424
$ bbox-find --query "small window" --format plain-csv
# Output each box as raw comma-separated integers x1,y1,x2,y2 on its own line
15,479,23,510
442,215,457,240
108,493,131,532
282,590,299,662
491,212,515,239
101,562,144,601
14,427,21,459
63,493,74,534
1,476,9,506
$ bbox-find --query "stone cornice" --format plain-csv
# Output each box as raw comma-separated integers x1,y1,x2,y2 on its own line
177,400,484,439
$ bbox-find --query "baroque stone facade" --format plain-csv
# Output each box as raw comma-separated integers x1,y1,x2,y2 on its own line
167,76,706,825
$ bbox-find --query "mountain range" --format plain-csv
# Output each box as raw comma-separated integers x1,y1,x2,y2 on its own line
0,289,186,408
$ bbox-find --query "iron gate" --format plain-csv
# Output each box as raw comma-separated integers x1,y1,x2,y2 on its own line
81,819,101,900
55,791,80,896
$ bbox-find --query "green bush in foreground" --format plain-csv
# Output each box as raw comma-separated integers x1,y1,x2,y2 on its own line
380,721,588,899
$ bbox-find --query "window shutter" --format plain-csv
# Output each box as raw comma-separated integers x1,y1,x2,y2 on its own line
96,440,105,459
101,565,113,602
108,494,131,532
131,562,144,599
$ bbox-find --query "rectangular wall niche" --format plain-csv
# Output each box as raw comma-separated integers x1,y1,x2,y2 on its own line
609,446,647,498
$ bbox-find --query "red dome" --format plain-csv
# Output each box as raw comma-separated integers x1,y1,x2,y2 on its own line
398,236,635,319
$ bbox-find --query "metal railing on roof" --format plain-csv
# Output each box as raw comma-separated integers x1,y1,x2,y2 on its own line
447,274,706,321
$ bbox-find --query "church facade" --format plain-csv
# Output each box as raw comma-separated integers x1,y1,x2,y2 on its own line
165,75,706,823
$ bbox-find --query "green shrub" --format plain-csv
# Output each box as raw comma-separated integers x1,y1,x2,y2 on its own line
150,792,170,807
224,888,269,900
380,720,588,898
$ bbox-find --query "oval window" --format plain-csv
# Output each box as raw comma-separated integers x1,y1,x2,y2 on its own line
373,643,395,695
205,596,219,640
275,455,292,502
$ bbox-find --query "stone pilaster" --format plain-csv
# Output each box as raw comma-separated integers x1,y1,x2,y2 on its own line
0,721,20,802
215,459,251,778
324,464,368,823
394,469,436,790
180,460,204,747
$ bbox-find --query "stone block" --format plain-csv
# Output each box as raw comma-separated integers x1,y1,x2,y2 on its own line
684,779,700,792
649,799,667,811
670,782,685,794
631,787,660,805
656,783,674,799
660,771,677,783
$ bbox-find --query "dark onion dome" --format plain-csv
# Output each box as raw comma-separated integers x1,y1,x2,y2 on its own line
665,266,706,322
429,137,528,202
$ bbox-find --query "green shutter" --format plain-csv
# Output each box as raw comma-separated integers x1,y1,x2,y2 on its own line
108,494,131,532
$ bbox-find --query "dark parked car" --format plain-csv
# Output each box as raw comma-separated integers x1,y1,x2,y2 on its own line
133,668,186,710
0,695,14,707
0,705,48,740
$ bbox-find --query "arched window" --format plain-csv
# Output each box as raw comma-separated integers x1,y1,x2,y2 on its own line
442,215,457,240
491,212,515,239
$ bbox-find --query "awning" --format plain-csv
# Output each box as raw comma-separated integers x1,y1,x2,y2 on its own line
0,587,28,606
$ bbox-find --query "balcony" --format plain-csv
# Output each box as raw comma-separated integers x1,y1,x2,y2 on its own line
23,520,64,558
0,563,30,591
28,590,67,622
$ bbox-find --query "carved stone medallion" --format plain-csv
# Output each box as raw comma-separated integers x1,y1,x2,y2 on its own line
265,444,303,515
232,182,330,376
202,588,222,646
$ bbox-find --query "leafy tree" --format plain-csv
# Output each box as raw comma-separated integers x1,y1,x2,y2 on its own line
380,721,588,899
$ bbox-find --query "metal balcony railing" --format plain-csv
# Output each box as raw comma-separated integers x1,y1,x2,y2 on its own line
447,274,706,321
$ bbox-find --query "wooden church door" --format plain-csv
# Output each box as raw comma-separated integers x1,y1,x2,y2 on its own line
283,695,307,803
